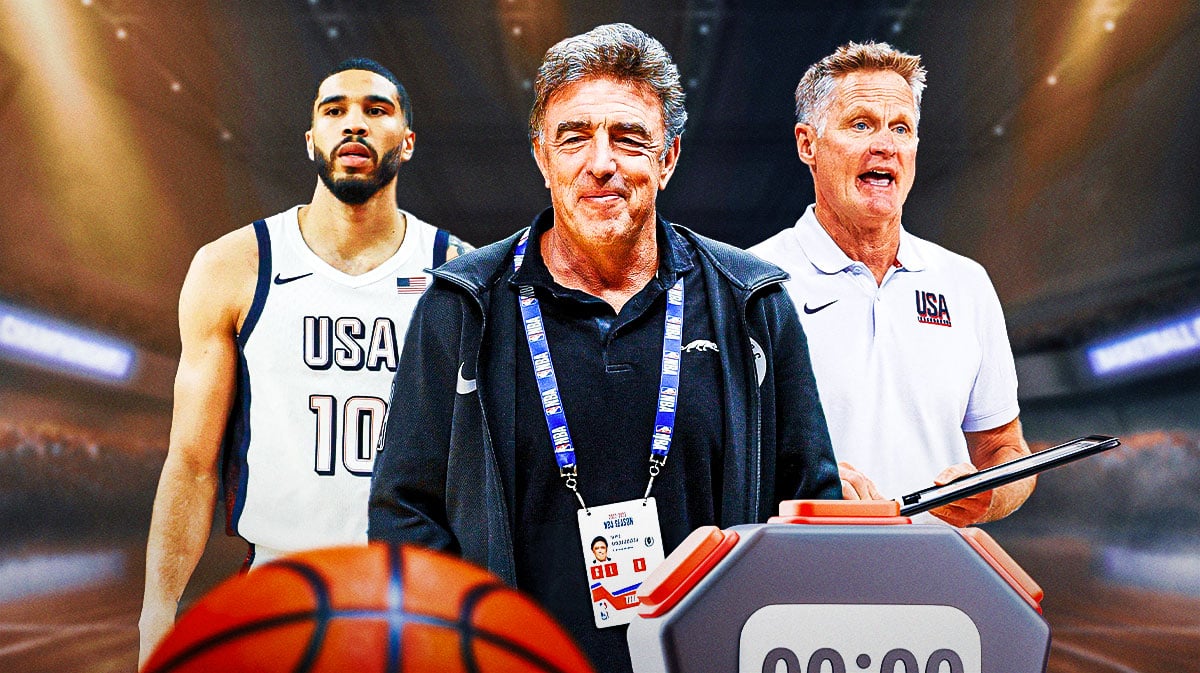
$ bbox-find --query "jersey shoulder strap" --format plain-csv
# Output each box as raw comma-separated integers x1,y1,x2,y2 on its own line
432,228,451,268
239,219,272,345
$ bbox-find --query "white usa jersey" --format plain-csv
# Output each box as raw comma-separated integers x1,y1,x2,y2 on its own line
222,205,452,565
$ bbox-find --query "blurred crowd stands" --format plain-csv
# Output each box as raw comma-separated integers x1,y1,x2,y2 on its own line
0,416,164,543
1010,429,1200,540
0,411,1195,546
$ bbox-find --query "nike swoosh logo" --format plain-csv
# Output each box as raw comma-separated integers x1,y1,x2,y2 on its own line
803,300,839,314
456,363,477,394
273,272,314,285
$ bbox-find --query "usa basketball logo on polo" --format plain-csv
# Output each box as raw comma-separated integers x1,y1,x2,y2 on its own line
915,290,952,327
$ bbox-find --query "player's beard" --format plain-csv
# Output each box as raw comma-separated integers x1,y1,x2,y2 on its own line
314,144,403,205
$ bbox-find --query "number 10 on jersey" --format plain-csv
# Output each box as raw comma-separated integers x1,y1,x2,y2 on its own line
309,395,387,476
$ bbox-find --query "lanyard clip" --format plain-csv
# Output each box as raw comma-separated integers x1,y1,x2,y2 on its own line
560,465,588,512
649,454,667,472
559,463,577,483
643,455,667,501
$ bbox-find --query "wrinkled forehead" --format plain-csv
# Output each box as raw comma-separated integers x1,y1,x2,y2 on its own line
831,69,917,113
543,76,664,131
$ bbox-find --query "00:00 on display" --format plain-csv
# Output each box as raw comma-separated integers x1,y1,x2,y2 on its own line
761,646,965,673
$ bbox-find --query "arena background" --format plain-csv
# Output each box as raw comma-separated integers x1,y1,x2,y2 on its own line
1,1,1198,671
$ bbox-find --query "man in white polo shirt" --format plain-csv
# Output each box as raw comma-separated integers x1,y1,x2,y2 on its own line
750,41,1033,526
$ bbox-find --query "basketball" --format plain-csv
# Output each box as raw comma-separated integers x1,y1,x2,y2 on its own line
143,542,596,673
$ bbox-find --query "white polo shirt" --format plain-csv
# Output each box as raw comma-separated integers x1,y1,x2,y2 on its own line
750,205,1019,499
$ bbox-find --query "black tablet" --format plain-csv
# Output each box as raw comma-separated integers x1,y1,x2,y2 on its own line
898,434,1121,517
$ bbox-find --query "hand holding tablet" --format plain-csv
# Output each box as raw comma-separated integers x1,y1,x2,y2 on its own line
899,435,1122,517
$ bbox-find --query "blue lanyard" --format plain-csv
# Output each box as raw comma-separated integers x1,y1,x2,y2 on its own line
513,229,683,508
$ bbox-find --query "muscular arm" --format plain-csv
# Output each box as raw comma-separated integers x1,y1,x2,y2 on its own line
138,233,255,669
929,417,1034,527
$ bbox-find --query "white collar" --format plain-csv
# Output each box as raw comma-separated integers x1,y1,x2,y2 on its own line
795,204,926,274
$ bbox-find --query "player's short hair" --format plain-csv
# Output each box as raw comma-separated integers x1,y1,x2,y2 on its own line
795,41,926,134
591,536,608,548
315,57,413,127
529,23,687,160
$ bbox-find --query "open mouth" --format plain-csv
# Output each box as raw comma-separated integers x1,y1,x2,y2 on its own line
336,142,373,166
858,169,895,187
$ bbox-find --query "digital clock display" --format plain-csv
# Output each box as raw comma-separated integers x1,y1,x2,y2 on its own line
739,604,981,673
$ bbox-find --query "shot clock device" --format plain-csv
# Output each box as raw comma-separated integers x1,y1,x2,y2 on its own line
626,435,1121,673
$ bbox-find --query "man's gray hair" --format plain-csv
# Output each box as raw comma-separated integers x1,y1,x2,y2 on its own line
529,23,687,158
795,41,926,134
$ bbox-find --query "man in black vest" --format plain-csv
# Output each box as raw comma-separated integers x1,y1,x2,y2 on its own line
369,24,840,673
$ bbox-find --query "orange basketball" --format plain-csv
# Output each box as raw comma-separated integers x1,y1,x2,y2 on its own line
144,542,596,673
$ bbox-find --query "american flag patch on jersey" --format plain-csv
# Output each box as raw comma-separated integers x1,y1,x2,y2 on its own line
396,276,428,294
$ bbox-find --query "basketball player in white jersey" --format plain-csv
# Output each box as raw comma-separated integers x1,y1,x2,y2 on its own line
137,58,470,668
